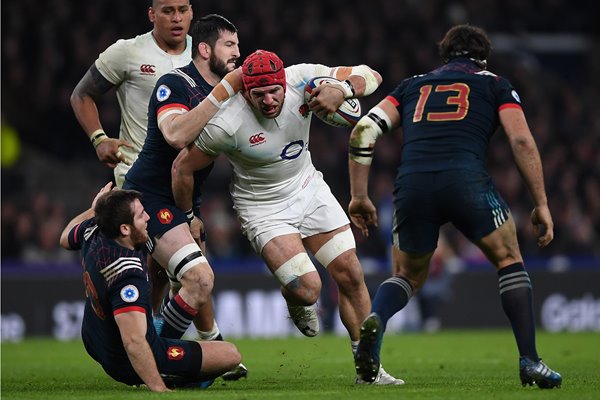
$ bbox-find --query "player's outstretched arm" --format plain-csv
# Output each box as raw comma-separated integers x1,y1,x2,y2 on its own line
115,311,170,392
59,182,113,249
499,107,554,247
70,65,133,167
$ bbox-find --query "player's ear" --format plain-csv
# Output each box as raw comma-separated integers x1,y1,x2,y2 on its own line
148,7,155,23
119,224,131,237
198,42,211,59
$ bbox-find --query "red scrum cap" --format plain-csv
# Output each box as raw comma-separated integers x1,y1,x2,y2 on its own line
242,50,286,92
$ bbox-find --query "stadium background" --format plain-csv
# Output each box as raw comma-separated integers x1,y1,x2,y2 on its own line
1,0,598,340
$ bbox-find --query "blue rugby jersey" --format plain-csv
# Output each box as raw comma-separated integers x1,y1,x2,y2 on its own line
67,218,155,367
388,58,522,175
124,61,214,202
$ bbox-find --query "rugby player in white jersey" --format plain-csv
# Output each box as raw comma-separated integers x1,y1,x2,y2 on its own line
71,0,193,322
71,6,247,381
172,50,403,384
71,0,194,187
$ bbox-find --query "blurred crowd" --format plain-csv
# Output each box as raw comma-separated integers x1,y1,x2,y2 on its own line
2,0,598,268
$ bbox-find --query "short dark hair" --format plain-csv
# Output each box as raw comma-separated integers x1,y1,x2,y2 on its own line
191,14,237,59
438,24,492,63
94,190,143,239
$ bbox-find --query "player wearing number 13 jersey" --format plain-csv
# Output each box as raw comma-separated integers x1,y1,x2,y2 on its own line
391,54,520,176
348,25,561,388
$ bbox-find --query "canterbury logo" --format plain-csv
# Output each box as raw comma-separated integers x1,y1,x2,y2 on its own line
249,133,266,145
140,64,156,74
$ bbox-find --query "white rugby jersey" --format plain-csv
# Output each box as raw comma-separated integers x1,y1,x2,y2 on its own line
195,63,334,208
95,31,191,184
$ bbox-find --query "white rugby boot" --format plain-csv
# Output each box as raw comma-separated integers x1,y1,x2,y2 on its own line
355,365,405,385
287,304,319,337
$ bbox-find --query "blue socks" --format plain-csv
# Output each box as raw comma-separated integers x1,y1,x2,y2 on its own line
498,263,539,361
371,276,414,330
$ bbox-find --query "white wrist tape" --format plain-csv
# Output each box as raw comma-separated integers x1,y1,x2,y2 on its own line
185,208,194,223
351,65,380,96
338,80,355,98
220,78,235,98
207,93,221,108
90,129,108,149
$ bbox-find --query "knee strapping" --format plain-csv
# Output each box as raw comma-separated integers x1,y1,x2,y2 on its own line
314,229,356,267
167,243,207,281
274,253,317,286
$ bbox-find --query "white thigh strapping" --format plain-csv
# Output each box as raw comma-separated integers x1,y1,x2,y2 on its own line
167,243,207,281
274,253,317,286
314,229,356,268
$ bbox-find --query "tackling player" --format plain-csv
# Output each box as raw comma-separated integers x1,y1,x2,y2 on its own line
122,13,247,381
59,183,241,392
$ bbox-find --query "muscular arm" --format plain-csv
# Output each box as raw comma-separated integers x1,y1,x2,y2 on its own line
70,65,114,137
159,68,243,150
500,107,553,247
114,311,169,392
70,64,132,166
348,98,400,236
159,100,222,150
172,145,217,212
59,208,95,250
59,182,113,249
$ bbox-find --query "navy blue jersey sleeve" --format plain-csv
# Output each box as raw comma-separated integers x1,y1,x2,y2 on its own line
386,78,413,125
491,75,522,111
104,255,151,316
67,218,96,250
152,73,192,117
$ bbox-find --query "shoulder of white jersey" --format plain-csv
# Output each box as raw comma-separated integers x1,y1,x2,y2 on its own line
209,94,249,136
96,32,154,83
107,31,153,52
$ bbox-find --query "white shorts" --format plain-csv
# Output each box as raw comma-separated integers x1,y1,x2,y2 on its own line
236,171,350,254
114,162,130,189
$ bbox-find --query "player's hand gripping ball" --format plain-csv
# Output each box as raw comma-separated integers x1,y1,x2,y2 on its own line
304,77,361,128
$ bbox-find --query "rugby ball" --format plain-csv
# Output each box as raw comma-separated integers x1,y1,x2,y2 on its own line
304,76,361,128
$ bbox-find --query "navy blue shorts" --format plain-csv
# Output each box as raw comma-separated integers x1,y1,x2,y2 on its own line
392,170,509,253
100,336,203,386
137,193,189,240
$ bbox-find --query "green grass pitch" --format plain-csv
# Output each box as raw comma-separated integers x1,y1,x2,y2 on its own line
2,330,598,399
